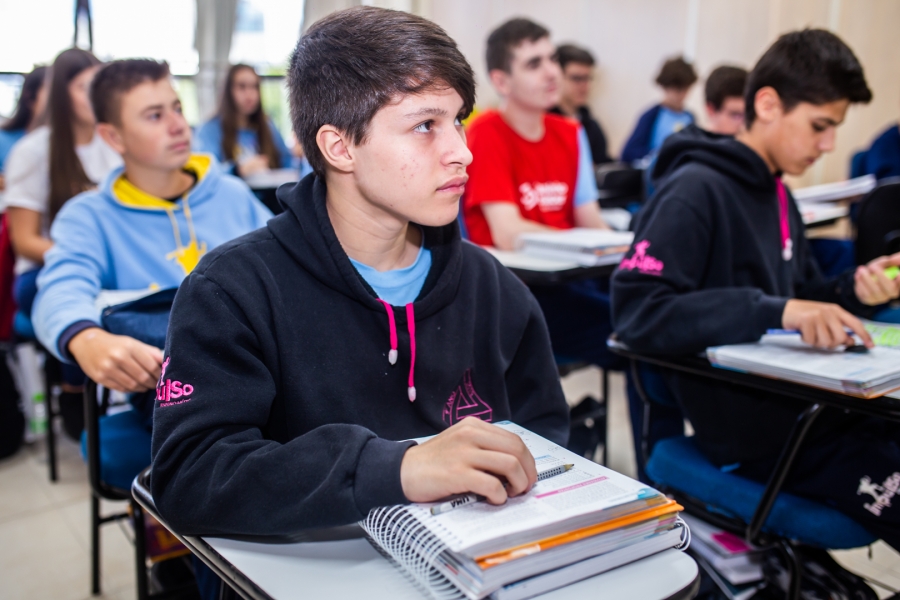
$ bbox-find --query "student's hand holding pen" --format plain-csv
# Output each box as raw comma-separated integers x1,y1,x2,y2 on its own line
400,417,538,506
781,299,873,350
854,252,900,306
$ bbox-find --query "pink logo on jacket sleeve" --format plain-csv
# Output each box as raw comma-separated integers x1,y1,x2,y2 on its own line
156,356,195,406
619,240,665,276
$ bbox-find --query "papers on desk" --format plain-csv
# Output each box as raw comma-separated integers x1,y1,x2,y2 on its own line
361,422,686,600
799,203,849,226
516,229,634,267
707,335,900,398
792,175,875,203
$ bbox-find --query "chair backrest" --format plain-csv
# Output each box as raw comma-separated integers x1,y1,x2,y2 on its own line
854,178,900,265
595,162,644,208
101,288,177,349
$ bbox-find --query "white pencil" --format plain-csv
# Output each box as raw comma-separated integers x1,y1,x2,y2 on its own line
430,464,574,516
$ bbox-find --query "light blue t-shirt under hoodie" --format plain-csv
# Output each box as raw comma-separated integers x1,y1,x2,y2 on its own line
349,235,432,306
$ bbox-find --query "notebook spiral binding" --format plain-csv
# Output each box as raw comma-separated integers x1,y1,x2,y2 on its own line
362,505,467,600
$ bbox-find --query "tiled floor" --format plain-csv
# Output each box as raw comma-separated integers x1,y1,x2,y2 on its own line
0,368,897,599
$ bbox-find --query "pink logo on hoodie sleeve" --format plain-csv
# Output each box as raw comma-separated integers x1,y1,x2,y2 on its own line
156,356,195,406
619,240,665,276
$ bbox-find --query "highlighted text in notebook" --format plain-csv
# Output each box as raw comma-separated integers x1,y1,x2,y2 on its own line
430,463,574,516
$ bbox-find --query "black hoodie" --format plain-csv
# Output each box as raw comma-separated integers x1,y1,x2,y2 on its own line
611,126,873,466
150,175,570,537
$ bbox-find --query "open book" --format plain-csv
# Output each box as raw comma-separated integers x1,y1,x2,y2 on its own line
361,422,687,600
707,334,900,398
516,229,634,267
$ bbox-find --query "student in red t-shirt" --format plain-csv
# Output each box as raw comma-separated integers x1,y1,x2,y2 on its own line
464,18,621,370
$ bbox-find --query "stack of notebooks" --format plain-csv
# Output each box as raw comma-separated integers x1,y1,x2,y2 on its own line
516,229,634,267
707,334,900,398
682,515,765,600
791,174,875,204
361,422,687,600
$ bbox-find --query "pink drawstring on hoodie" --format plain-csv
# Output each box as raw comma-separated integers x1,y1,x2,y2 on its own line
775,177,793,261
376,299,417,402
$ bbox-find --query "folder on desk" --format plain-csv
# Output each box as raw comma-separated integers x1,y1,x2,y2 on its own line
516,229,634,267
361,422,687,600
707,335,900,398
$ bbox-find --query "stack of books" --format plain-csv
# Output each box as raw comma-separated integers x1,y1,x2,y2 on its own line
791,175,876,204
361,422,687,600
707,334,900,398
516,228,634,267
682,515,764,600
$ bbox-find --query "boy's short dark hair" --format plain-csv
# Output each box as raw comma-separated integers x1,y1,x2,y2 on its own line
555,44,595,71
745,29,872,127
705,65,748,110
655,56,697,90
90,59,171,125
288,6,475,177
486,18,550,73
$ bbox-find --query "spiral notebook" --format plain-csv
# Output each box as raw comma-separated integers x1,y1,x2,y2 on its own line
361,422,687,600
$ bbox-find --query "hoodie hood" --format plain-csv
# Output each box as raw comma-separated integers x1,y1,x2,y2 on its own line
104,153,219,211
268,173,465,401
268,173,463,321
652,124,775,193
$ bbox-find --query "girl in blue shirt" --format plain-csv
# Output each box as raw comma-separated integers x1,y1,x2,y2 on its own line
194,64,293,177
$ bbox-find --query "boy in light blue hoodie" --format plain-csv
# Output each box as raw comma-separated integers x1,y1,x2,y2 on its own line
33,59,272,399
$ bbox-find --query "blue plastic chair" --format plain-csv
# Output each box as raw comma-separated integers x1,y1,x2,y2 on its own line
81,288,185,599
630,360,877,600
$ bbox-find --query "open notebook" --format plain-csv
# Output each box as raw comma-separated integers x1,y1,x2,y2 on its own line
516,229,634,267
707,334,900,398
361,422,687,600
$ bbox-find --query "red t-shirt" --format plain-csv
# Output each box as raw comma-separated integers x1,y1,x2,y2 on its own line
463,110,580,247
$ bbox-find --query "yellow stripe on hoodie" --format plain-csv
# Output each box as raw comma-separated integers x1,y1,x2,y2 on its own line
111,154,211,274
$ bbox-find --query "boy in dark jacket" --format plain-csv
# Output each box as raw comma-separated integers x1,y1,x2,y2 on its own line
151,6,569,538
612,30,900,549
621,56,697,164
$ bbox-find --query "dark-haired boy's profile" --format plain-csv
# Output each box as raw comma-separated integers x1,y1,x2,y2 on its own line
613,29,900,548
151,6,569,538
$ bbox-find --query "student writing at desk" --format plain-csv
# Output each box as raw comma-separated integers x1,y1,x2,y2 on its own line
152,5,569,547
463,18,621,370
612,30,900,549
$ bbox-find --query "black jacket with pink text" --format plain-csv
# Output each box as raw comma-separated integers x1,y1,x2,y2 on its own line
151,174,569,537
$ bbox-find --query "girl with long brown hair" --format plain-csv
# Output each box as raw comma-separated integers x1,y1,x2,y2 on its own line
4,48,120,440
194,64,292,177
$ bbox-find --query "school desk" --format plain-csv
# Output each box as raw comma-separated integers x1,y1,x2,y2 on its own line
131,470,700,600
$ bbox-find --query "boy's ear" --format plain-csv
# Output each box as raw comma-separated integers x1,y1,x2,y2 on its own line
316,125,354,173
752,86,783,125
96,122,126,155
489,69,512,97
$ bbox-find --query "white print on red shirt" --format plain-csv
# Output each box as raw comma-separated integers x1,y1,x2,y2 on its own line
859,472,899,517
519,182,569,212
156,356,195,406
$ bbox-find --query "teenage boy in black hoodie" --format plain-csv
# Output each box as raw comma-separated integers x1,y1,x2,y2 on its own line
612,29,900,549
151,6,570,538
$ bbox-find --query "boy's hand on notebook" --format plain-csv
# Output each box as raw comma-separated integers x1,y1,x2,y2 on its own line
782,300,873,349
854,253,900,306
400,418,538,505
68,327,164,393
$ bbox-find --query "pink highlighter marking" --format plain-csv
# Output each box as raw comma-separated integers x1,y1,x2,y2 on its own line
535,476,608,499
